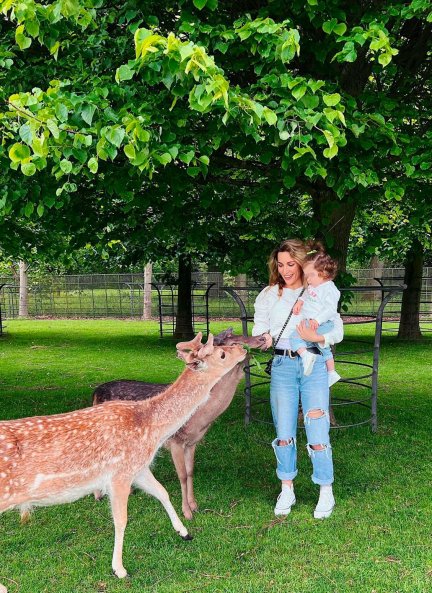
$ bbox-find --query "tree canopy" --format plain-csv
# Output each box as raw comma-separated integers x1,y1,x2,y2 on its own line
0,1,431,275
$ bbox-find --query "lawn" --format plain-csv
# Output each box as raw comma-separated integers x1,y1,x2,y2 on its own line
0,320,431,593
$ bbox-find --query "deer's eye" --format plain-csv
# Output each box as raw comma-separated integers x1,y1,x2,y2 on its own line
220,351,226,359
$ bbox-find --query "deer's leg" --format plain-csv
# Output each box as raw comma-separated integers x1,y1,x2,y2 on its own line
133,467,192,540
169,440,193,520
109,479,131,578
94,488,103,501
184,443,198,513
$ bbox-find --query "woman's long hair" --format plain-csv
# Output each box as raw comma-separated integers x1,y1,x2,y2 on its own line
268,239,309,293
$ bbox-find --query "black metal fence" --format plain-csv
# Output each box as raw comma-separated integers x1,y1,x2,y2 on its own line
0,269,431,322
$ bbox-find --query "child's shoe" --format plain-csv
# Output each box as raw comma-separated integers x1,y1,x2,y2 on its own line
301,350,317,376
328,371,341,387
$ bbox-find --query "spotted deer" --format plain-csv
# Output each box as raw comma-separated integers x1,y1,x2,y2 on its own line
92,328,267,519
0,333,246,585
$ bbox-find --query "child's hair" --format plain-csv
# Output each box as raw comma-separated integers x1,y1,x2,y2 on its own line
303,240,338,280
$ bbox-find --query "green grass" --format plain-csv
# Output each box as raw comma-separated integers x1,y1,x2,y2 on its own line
0,320,431,593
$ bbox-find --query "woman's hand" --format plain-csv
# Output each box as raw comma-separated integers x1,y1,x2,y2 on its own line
296,320,325,344
261,333,273,350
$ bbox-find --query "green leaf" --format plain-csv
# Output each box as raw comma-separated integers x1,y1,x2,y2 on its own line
279,130,290,141
378,52,392,67
88,157,98,173
24,202,34,217
21,162,36,176
25,20,40,38
323,144,338,159
55,103,68,122
333,23,347,36
323,93,341,106
9,142,31,163
116,64,135,83
47,119,60,139
15,25,32,50
263,108,277,126
179,151,195,164
60,159,73,174
156,153,172,165
292,85,307,101
198,155,210,165
124,144,136,160
323,130,335,147
105,127,126,148
81,105,96,126
322,19,337,34
193,0,207,9
283,175,296,188
19,124,33,145
37,203,44,217
187,166,201,177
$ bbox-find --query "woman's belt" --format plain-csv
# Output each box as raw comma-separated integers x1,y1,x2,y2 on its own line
274,347,322,357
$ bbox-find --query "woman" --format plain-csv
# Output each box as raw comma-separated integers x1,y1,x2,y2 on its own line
252,239,343,518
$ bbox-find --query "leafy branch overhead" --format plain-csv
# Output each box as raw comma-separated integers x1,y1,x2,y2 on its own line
0,0,430,267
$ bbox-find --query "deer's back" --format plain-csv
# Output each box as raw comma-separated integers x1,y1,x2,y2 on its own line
93,380,168,405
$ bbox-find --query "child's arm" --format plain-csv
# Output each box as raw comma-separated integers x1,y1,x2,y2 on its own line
293,299,304,315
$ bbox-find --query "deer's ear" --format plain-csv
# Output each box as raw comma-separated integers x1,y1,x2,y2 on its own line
177,351,195,363
186,359,208,371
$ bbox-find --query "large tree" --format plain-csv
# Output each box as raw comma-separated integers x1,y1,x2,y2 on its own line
1,1,431,317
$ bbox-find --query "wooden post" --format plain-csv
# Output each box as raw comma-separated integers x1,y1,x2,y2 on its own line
18,260,29,318
142,263,153,320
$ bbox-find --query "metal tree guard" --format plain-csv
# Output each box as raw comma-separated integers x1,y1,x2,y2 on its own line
152,282,215,338
222,284,405,433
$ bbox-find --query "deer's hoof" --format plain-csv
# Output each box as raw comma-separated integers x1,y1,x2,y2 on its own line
183,508,193,520
181,533,193,541
113,567,128,579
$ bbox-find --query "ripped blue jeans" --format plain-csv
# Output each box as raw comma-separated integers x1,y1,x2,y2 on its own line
270,354,333,485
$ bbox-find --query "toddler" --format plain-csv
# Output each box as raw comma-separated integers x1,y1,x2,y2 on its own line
291,249,341,387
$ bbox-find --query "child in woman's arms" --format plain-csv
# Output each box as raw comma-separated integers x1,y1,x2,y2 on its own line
291,247,341,387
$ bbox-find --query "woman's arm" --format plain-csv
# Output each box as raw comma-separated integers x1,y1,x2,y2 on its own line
296,315,343,346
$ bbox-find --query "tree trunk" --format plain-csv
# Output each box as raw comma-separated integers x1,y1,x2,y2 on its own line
174,254,194,339
398,239,423,340
208,265,223,298
311,189,357,273
142,263,153,320
19,260,29,317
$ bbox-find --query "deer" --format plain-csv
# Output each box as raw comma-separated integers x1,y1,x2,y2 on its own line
92,328,267,519
0,333,247,586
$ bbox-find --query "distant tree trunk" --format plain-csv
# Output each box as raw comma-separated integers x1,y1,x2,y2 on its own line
398,239,423,340
174,254,194,339
208,265,223,297
142,263,153,320
311,189,357,273
19,260,29,317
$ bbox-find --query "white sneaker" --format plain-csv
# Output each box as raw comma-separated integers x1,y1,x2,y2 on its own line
328,371,341,387
274,486,296,516
301,351,317,376
314,486,335,519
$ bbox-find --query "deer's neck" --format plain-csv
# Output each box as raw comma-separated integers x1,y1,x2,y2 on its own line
138,367,223,442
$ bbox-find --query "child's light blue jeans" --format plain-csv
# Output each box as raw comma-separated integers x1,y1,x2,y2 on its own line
270,354,334,485
290,319,334,362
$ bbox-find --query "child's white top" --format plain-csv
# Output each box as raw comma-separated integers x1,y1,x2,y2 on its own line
299,280,340,325
252,284,343,349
